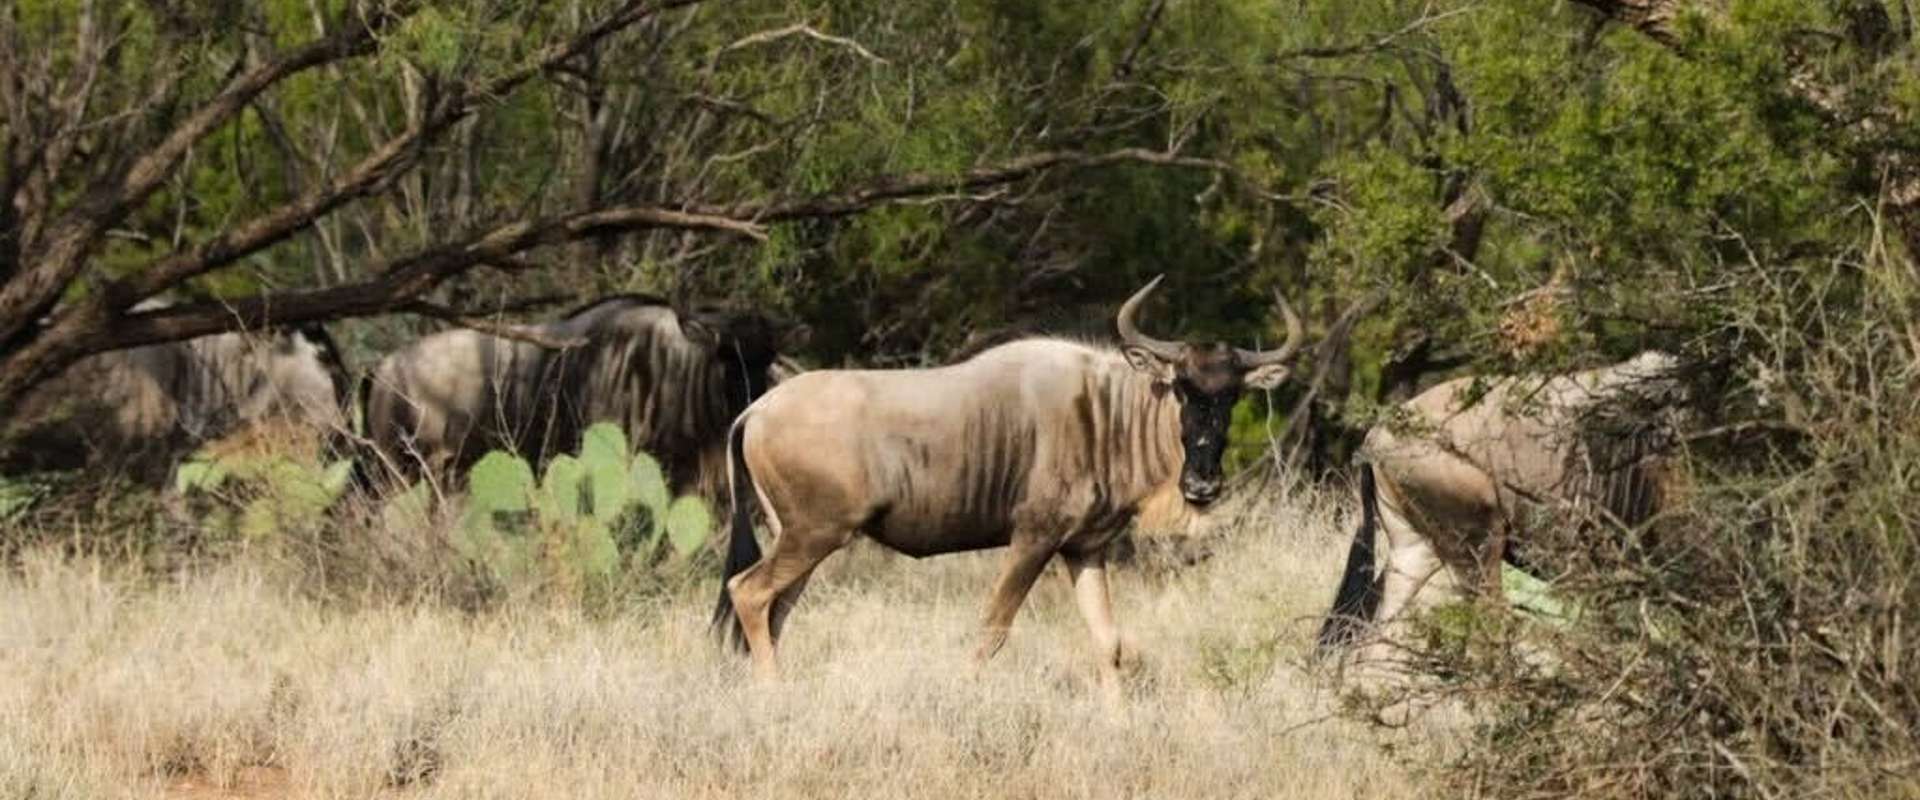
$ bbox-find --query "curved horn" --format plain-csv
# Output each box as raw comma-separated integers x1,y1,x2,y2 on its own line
1235,288,1306,367
1115,275,1184,362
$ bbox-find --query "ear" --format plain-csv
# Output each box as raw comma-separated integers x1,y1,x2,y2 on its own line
780,323,813,351
1243,362,1292,391
1122,345,1177,384
681,316,722,350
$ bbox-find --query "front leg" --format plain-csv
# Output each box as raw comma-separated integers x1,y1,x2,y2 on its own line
1061,548,1124,708
973,537,1057,664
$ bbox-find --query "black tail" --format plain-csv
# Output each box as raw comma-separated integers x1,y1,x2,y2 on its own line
1315,464,1383,656
709,418,763,651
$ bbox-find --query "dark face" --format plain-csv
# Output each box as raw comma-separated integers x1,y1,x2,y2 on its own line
1168,344,1249,506
1114,274,1304,509
683,307,809,412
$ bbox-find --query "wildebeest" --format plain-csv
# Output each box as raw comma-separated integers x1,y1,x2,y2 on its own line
1314,351,1687,660
711,276,1305,699
360,295,805,500
1,322,352,485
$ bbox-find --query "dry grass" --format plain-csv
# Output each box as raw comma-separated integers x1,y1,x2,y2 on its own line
0,490,1457,799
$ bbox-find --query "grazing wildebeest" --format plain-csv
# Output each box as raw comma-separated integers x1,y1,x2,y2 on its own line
360,295,804,500
1314,351,1687,661
711,275,1306,699
1,322,352,484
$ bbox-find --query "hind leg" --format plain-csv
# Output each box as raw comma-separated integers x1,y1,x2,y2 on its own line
728,525,849,680
1357,498,1442,666
769,571,816,642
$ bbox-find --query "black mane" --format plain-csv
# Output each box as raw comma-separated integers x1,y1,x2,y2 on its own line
1564,406,1678,530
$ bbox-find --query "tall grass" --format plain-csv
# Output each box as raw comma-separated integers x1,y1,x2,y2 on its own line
0,489,1452,799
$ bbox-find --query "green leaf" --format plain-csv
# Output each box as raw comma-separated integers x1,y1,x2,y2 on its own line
1503,563,1578,627
664,495,712,557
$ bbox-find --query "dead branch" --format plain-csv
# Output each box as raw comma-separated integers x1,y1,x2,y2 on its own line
0,134,1228,411
0,201,764,405
706,147,1238,221
0,6,407,345
718,23,890,65
399,299,585,349
101,0,717,311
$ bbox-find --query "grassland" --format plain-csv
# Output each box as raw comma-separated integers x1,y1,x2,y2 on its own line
0,489,1458,799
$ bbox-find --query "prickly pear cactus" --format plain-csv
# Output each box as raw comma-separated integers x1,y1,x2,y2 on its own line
536,455,586,524
455,423,716,590
173,446,356,540
578,433,632,526
459,451,537,579
382,479,436,537
663,495,712,557
540,454,620,581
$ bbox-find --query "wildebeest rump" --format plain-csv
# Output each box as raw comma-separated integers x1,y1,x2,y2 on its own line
1,323,352,484
711,275,1306,700
360,295,804,500
1314,351,1687,659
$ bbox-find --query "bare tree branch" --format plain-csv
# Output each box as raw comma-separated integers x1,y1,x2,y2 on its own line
705,147,1238,222
0,131,1230,410
102,0,716,311
0,6,406,345
719,23,890,65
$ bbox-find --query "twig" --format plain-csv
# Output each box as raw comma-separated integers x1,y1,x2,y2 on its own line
1271,7,1476,61
719,24,889,65
399,300,584,349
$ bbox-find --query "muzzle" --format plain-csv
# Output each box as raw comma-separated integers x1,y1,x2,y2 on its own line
1181,475,1222,506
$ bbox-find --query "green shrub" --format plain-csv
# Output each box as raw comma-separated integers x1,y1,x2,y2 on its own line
174,449,354,540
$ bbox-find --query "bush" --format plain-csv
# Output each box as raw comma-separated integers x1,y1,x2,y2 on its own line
1362,256,1920,798
160,422,716,609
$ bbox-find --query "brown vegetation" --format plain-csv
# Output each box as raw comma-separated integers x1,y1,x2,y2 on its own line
0,490,1459,799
